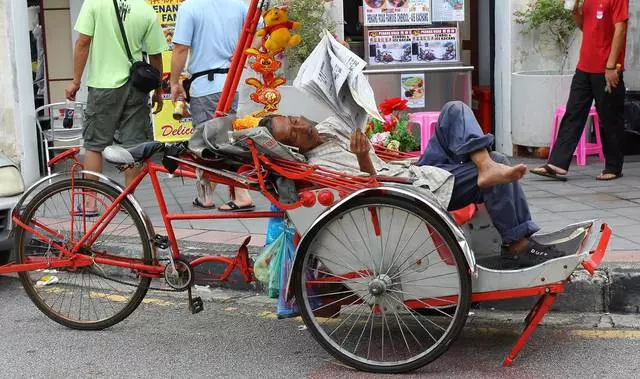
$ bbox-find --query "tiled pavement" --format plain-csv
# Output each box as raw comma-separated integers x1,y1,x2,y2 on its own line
97,154,640,252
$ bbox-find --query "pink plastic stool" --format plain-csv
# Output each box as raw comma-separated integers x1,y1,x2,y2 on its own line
550,105,603,166
409,112,440,154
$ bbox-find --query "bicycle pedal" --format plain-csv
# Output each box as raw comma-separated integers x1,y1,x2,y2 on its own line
153,234,170,250
189,296,204,314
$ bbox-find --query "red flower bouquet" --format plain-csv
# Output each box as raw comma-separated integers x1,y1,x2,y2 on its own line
366,97,418,153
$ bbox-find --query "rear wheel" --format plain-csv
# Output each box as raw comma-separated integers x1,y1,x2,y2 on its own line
14,178,152,330
293,196,471,373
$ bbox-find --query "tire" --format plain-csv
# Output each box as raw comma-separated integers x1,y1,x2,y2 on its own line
293,195,471,373
14,179,152,330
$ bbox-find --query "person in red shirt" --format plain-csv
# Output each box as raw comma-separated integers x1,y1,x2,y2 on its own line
532,0,628,181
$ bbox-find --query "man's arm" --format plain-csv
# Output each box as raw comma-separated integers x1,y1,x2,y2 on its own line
605,21,628,91
170,43,189,104
65,34,92,101
148,53,164,113
350,130,376,176
572,2,584,30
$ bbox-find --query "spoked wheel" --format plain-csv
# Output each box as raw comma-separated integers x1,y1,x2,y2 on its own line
14,179,153,330
293,196,471,373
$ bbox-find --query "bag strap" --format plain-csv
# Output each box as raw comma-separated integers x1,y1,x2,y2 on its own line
112,0,134,63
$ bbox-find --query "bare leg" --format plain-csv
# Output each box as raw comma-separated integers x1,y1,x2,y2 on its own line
124,166,142,186
219,188,253,210
471,149,528,188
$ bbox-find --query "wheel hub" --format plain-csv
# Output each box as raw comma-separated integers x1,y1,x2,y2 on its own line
368,274,393,297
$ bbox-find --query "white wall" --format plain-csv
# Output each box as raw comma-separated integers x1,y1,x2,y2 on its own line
626,1,640,90
0,0,39,185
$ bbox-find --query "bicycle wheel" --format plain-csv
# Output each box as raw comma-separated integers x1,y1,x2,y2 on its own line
14,178,153,330
293,195,471,373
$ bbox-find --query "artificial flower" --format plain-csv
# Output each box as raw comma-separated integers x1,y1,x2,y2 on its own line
387,140,401,151
370,132,390,145
379,97,408,115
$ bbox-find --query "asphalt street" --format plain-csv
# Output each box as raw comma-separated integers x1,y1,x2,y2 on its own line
1,275,640,379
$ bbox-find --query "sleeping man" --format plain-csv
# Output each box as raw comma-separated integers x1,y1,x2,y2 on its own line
258,101,562,268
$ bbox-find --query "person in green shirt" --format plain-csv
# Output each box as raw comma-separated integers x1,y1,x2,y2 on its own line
66,0,167,215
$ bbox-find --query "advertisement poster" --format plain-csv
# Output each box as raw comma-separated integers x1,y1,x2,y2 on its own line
432,0,465,22
147,0,193,143
363,0,431,26
401,73,425,108
367,27,458,66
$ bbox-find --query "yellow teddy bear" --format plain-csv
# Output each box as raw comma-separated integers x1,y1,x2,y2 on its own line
257,7,301,53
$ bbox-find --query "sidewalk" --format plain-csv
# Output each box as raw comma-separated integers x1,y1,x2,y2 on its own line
102,155,640,252
96,154,640,313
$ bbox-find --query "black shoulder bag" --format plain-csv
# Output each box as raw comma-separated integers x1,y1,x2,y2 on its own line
112,0,161,93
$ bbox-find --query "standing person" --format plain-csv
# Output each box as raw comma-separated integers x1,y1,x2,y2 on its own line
66,0,167,215
170,0,259,211
532,0,628,181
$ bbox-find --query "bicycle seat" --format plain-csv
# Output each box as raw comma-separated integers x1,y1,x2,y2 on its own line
104,142,165,165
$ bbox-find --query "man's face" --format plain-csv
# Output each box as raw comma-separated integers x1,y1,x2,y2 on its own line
270,116,320,152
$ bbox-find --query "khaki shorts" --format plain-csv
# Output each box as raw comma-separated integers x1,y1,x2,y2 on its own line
83,80,151,152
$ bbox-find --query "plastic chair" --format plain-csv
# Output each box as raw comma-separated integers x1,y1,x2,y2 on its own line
409,112,440,154
550,105,603,166
36,102,86,176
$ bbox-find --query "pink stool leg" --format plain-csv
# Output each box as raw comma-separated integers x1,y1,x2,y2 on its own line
592,113,605,161
420,116,429,154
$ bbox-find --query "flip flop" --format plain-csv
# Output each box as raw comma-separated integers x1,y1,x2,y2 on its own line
193,198,216,210
218,201,255,212
596,170,623,181
529,164,568,182
73,206,100,217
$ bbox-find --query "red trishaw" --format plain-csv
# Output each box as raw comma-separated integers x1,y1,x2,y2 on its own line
3,0,610,373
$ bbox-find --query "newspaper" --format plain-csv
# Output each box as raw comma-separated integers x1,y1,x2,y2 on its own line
294,30,383,136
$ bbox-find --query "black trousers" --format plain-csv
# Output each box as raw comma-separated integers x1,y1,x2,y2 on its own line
548,69,626,174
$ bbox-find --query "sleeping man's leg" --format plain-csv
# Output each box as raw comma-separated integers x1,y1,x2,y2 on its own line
419,101,563,266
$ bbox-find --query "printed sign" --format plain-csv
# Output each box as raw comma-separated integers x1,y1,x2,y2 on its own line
401,73,425,108
363,0,431,26
432,0,465,22
367,27,458,66
147,0,193,142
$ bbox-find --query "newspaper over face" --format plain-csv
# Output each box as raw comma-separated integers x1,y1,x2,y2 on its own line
294,30,383,136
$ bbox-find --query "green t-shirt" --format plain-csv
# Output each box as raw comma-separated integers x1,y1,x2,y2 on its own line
75,0,168,89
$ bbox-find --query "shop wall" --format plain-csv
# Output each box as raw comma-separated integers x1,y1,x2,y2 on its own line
0,0,39,185
626,1,640,90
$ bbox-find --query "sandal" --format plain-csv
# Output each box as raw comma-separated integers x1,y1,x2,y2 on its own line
530,164,568,182
218,201,255,212
596,170,623,181
193,198,216,210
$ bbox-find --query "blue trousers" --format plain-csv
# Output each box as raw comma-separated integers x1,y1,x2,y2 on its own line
417,101,539,244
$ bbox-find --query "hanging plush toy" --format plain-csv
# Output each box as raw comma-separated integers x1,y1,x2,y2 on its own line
245,48,287,89
257,6,301,53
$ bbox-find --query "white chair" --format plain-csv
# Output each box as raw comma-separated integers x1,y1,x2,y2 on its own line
36,102,86,176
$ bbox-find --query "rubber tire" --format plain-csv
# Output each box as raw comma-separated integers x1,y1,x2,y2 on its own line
14,178,152,330
293,195,472,374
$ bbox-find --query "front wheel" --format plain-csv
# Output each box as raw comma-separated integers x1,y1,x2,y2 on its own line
293,195,471,373
14,178,153,330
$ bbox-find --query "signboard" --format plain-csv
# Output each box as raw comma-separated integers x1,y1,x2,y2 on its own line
367,27,458,66
432,0,465,22
363,0,431,26
401,73,425,108
147,0,194,142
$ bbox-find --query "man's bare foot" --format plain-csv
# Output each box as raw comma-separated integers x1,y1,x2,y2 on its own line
531,164,567,176
477,161,527,188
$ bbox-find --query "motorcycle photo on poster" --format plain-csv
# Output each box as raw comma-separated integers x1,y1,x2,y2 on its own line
367,27,458,66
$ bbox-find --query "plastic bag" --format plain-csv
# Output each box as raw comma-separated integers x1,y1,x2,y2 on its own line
277,226,300,318
253,232,284,285
265,204,284,246
268,234,285,298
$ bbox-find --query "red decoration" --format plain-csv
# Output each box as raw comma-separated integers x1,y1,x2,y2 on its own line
379,97,408,116
317,190,335,206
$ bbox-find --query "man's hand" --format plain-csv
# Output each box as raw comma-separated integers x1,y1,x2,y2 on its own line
65,80,80,101
605,68,620,93
171,81,186,105
152,90,164,114
350,129,371,157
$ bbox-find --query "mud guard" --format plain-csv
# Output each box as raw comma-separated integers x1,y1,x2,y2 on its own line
284,184,476,302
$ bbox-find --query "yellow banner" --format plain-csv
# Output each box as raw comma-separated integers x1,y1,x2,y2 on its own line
147,0,193,143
